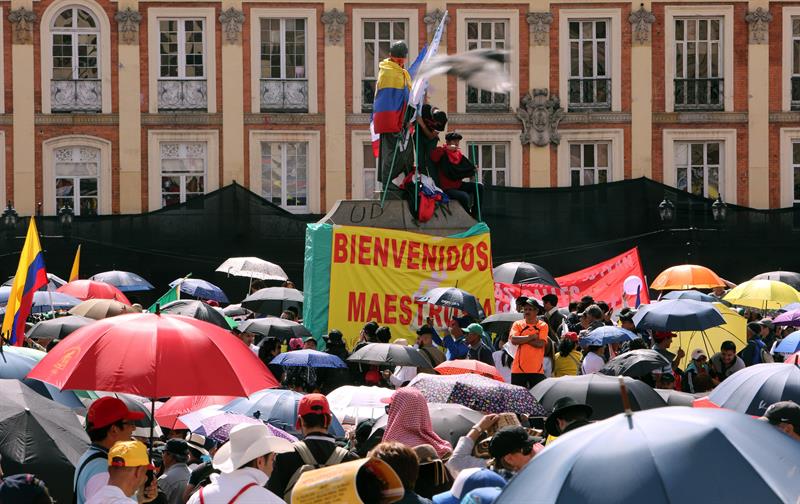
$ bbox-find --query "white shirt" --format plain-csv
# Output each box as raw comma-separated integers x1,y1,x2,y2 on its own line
491,350,512,383
389,365,417,388
85,485,137,504
581,352,605,375
186,467,283,504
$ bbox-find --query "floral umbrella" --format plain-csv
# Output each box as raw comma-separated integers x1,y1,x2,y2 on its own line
199,412,298,444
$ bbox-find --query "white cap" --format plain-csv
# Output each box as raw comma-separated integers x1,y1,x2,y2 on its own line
212,424,294,473
691,348,708,360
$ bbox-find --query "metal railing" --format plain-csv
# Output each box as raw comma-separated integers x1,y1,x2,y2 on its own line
157,79,208,111
51,79,101,112
674,78,724,111
260,79,308,112
568,77,611,111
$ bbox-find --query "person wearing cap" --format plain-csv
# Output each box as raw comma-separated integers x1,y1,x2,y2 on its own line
267,394,357,498
514,296,528,314
416,325,446,369
618,308,640,336
509,298,550,388
0,474,54,504
86,440,156,504
488,427,542,475
579,304,606,334
432,468,506,504
430,132,482,217
739,321,772,366
157,439,191,504
302,336,318,350
544,397,593,439
74,397,146,504
324,329,350,362
186,424,293,504
683,348,712,393
182,435,219,502
652,331,685,369
709,340,746,385
760,401,800,441
432,317,471,361
465,323,494,365
369,442,432,504
321,329,352,393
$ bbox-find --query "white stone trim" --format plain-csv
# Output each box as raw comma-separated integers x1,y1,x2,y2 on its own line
662,128,737,204
779,127,800,207
40,0,112,114
147,7,217,113
350,129,374,199
664,5,734,113
456,9,519,114
558,8,622,112
557,129,624,187
42,135,112,216
458,130,523,187
249,8,318,114
248,129,321,213
351,9,419,114
0,131,6,206
147,130,219,211
781,7,800,112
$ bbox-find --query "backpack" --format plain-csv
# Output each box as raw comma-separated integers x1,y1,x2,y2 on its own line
283,441,348,501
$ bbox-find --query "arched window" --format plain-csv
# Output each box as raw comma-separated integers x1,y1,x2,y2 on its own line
54,146,100,216
51,7,100,112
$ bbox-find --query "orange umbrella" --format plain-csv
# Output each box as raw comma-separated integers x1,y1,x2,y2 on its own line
650,265,725,291
435,360,504,382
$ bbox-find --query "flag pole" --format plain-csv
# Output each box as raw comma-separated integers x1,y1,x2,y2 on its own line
470,144,482,222
414,122,421,214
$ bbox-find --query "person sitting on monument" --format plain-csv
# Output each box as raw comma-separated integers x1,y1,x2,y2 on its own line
416,104,448,179
430,132,483,217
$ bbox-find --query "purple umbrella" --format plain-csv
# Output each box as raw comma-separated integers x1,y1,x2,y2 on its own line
200,413,298,444
773,309,800,327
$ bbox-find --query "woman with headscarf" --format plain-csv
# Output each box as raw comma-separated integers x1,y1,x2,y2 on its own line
382,388,452,460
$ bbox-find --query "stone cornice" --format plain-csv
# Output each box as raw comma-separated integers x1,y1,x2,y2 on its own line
245,113,325,125
142,113,223,125
653,112,748,123
35,114,119,125
562,112,631,124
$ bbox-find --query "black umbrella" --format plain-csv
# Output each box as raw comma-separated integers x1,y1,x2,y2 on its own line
416,287,485,320
752,271,800,291
531,374,666,420
219,303,254,320
599,350,671,378
241,287,304,316
481,311,523,334
654,389,705,407
26,315,95,341
632,300,725,332
159,300,231,329
348,343,431,368
492,262,560,288
241,317,311,341
0,380,89,504
706,363,800,415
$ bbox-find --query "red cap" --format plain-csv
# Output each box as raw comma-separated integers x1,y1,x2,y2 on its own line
87,397,145,430
295,393,332,430
564,332,579,342
653,331,677,342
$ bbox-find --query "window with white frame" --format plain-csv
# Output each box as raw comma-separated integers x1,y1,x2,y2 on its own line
570,142,610,186
466,20,508,111
260,18,308,112
158,19,206,110
54,146,99,216
160,142,206,207
568,20,610,110
674,18,723,110
362,142,380,197
467,142,509,186
50,7,101,112
261,142,308,211
792,18,800,110
362,20,407,111
674,141,722,198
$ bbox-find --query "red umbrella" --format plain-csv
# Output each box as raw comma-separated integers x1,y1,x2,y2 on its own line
155,395,237,430
692,396,721,409
784,352,800,365
57,280,131,305
435,360,505,382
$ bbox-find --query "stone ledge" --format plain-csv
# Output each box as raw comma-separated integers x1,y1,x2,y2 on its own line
653,112,748,123
562,112,631,124
35,113,118,125
245,113,325,125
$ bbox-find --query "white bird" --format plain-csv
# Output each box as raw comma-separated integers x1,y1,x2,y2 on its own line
415,49,512,93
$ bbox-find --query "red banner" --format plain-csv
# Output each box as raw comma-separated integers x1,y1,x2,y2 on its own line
494,248,650,312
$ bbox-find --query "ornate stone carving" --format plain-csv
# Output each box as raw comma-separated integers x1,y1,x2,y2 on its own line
629,5,656,45
219,8,245,45
526,12,552,46
516,89,565,147
8,7,36,45
157,80,208,110
424,9,448,36
321,9,348,46
115,7,142,45
745,7,772,44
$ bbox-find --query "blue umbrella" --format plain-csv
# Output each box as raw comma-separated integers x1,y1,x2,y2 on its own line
89,270,155,292
0,347,86,409
632,299,725,332
706,363,800,415
0,288,81,313
270,349,347,369
774,331,800,353
220,388,345,437
580,326,640,346
2,273,67,292
496,407,800,504
662,290,717,302
169,278,229,303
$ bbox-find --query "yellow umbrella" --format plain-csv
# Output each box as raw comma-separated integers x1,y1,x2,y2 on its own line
669,303,746,369
722,279,800,310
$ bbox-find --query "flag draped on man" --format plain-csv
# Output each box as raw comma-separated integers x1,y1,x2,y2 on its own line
69,244,81,282
2,218,48,345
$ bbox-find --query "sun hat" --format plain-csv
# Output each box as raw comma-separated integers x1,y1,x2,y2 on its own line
212,424,294,473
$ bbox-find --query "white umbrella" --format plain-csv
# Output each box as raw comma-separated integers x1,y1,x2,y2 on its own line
326,386,394,425
216,257,288,281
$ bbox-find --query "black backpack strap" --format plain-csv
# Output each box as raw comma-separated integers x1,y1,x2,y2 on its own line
73,450,108,503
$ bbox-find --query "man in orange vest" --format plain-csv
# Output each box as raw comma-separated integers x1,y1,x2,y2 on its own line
509,298,549,388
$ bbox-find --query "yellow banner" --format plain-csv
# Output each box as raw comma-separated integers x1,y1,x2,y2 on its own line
328,225,494,347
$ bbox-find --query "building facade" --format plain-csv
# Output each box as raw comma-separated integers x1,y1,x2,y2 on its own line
0,0,795,217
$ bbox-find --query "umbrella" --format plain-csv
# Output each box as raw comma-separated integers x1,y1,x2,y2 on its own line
89,270,155,292
0,288,82,313
752,271,800,291
495,407,800,504
199,413,298,444
26,315,94,340
650,264,725,290
216,257,288,281
654,389,706,407
241,287,304,316
669,302,747,369
270,349,347,368
155,395,238,430
703,363,800,415
416,287,485,320
599,350,671,378
159,300,231,330
170,278,229,303
408,373,549,416
785,352,800,365
221,303,254,320
0,346,86,409
0,380,89,504
435,360,504,381
492,262,560,288
3,272,67,291
780,302,800,312
348,343,431,368
327,386,394,424
221,388,345,437
92,392,159,429
774,331,800,354
723,279,800,310
580,326,640,347
661,290,717,302
242,317,311,341
371,403,484,447
68,298,137,319
632,300,725,332
480,312,523,334
531,374,666,420
56,279,132,304
772,309,800,328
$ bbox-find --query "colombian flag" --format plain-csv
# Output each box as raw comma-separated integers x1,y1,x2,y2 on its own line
2,218,47,345
372,59,412,134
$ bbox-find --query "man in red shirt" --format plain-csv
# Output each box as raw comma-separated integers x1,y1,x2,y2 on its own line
430,132,483,217
509,298,549,388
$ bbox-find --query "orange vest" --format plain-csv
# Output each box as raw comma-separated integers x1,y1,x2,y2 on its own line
510,319,549,374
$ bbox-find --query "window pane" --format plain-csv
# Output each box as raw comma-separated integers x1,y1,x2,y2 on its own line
582,21,593,39
570,144,581,168
691,143,704,165
691,166,703,195
794,143,800,165
570,22,579,39
56,178,75,197
597,143,608,167
79,178,98,196
707,142,720,164
77,8,95,28
596,21,606,39
583,144,594,168
583,169,595,185
55,9,73,28
795,166,800,201
676,20,684,41
707,167,719,198
677,167,688,191
675,142,689,165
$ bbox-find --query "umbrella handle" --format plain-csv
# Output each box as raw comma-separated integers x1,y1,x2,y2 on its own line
618,376,633,417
